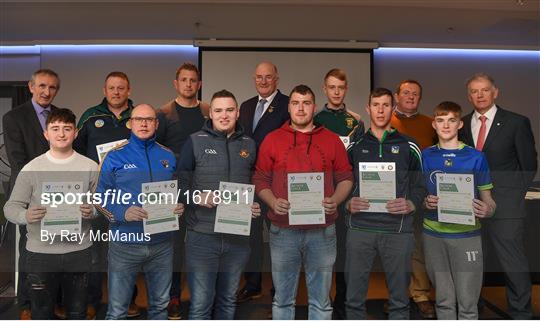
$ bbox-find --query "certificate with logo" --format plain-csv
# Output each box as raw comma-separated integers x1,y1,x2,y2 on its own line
214,182,255,236
142,180,179,235
358,162,396,213
96,139,128,163
41,181,83,235
287,172,325,225
436,173,476,225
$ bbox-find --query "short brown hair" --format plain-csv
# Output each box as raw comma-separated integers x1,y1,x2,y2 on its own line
434,101,462,118
324,68,347,83
289,84,316,104
175,62,200,80
46,108,76,127
211,89,237,107
369,87,394,106
105,71,130,87
396,79,423,97
30,69,60,88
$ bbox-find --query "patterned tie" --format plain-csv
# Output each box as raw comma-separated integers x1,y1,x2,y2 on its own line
476,115,487,151
41,108,51,130
252,98,267,132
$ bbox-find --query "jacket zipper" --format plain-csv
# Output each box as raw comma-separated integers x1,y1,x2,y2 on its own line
144,141,154,182
379,130,389,158
225,137,231,181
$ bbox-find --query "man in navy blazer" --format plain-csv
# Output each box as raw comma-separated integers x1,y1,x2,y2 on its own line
3,69,60,319
238,62,290,147
458,72,537,319
237,62,290,303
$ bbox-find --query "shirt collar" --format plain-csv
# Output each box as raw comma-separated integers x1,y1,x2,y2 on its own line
31,99,51,114
324,103,346,113
394,107,418,118
473,104,497,121
258,90,278,105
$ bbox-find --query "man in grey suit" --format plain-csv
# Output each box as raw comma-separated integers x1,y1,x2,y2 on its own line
3,69,60,320
459,72,537,319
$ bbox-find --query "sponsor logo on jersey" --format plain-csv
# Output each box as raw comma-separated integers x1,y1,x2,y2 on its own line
346,118,354,128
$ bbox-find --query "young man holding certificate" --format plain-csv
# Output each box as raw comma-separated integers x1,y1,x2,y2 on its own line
422,101,495,319
253,85,353,320
4,108,98,319
177,89,261,319
345,88,426,320
95,104,184,319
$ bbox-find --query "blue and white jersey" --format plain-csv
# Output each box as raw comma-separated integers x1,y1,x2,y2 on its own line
421,142,492,238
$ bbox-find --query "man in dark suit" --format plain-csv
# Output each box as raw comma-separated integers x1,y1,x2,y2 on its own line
237,61,290,303
459,72,537,319
3,69,60,320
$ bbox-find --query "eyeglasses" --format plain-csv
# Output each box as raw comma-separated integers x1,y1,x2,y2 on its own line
131,117,157,123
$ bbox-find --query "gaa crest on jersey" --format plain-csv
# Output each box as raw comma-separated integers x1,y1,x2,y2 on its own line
391,146,400,154
160,160,170,168
239,149,250,158
94,119,105,128
126,121,131,129
444,159,453,167
345,118,354,129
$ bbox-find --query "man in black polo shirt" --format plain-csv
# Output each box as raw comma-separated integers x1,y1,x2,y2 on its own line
156,62,209,320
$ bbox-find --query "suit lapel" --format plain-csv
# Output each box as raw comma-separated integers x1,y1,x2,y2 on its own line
254,91,283,133
26,102,49,147
462,112,474,146
481,107,506,152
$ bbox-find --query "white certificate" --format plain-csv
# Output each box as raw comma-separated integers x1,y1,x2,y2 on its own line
214,182,255,236
436,173,476,225
287,172,325,225
96,139,128,163
339,136,350,149
142,180,179,235
359,162,396,213
41,181,83,235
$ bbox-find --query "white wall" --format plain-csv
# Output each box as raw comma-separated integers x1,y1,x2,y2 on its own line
1,45,198,117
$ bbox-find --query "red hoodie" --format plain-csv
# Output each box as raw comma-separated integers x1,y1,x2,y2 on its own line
253,122,353,229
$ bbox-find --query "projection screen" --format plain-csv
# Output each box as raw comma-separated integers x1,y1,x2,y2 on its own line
199,48,373,120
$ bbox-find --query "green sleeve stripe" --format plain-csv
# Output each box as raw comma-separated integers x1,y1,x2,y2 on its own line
408,142,422,169
477,183,493,191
